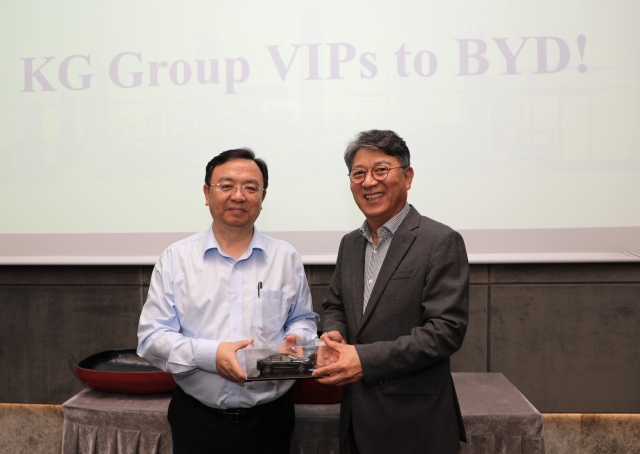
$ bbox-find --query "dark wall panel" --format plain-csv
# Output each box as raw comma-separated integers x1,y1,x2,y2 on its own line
470,265,488,284
0,265,143,286
1,263,639,412
309,265,335,287
0,285,142,404
490,283,640,413
451,285,488,373
490,263,640,284
310,286,329,332
307,265,334,333
141,266,154,286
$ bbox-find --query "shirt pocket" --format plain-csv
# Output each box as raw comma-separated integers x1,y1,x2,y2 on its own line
253,289,288,337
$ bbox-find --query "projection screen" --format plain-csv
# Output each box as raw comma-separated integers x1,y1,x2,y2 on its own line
1,1,639,264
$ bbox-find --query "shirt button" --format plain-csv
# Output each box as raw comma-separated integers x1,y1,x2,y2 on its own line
233,327,237,331
368,279,372,284
373,250,377,254
234,296,238,300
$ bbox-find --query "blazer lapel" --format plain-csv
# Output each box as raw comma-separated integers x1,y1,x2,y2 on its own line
350,233,367,328
359,208,420,331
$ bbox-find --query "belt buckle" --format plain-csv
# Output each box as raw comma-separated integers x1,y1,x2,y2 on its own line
222,408,246,423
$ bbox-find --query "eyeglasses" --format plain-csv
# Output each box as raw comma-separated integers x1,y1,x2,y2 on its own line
208,183,264,196
348,166,406,184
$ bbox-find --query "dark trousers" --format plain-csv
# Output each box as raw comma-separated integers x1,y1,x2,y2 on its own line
168,385,295,454
345,422,360,454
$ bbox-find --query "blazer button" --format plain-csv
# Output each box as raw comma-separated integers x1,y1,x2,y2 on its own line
356,339,363,344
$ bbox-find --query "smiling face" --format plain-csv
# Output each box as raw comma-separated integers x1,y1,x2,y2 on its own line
203,158,267,232
350,147,413,231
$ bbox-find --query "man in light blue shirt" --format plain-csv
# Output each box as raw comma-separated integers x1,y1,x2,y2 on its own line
137,148,318,454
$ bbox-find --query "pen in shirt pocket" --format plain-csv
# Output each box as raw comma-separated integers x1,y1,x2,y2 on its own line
258,281,262,297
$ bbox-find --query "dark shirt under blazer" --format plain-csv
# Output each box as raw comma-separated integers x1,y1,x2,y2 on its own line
322,205,469,454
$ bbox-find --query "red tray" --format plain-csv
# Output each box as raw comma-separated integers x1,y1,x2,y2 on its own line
76,349,175,394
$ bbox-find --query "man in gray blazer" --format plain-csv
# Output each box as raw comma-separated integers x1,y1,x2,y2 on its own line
313,130,469,454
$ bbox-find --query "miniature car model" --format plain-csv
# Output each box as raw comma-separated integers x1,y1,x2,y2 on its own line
256,353,314,375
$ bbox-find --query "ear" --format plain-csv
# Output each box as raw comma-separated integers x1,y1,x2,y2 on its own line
203,184,211,206
261,189,267,203
404,166,414,190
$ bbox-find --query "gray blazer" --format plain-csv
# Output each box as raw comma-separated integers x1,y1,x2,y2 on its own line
323,206,469,454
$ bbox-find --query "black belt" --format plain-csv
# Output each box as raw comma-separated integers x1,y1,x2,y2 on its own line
176,385,291,423
210,406,263,422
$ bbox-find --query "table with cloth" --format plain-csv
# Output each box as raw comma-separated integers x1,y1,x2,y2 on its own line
62,372,544,454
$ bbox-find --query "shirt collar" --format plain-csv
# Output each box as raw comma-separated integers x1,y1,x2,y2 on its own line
359,203,411,243
203,224,267,260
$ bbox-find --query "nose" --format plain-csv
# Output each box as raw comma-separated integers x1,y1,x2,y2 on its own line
361,171,378,188
230,186,246,200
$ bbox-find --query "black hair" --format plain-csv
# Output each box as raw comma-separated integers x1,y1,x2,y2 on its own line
204,148,269,190
344,130,410,170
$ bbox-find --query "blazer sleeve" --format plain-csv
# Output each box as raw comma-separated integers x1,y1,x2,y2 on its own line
321,235,349,341
356,228,470,388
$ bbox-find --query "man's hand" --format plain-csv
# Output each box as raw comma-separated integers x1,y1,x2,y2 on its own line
315,331,346,367
283,334,301,347
315,345,339,367
312,337,364,386
278,334,304,357
320,331,346,344
216,339,253,383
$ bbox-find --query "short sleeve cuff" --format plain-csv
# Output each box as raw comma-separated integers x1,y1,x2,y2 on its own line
195,339,221,373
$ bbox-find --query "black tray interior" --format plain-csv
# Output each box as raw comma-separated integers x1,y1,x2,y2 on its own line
78,349,161,373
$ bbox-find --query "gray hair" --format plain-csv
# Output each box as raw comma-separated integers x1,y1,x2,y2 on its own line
343,130,411,170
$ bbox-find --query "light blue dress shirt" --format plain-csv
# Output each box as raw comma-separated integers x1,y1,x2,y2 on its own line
137,225,319,409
